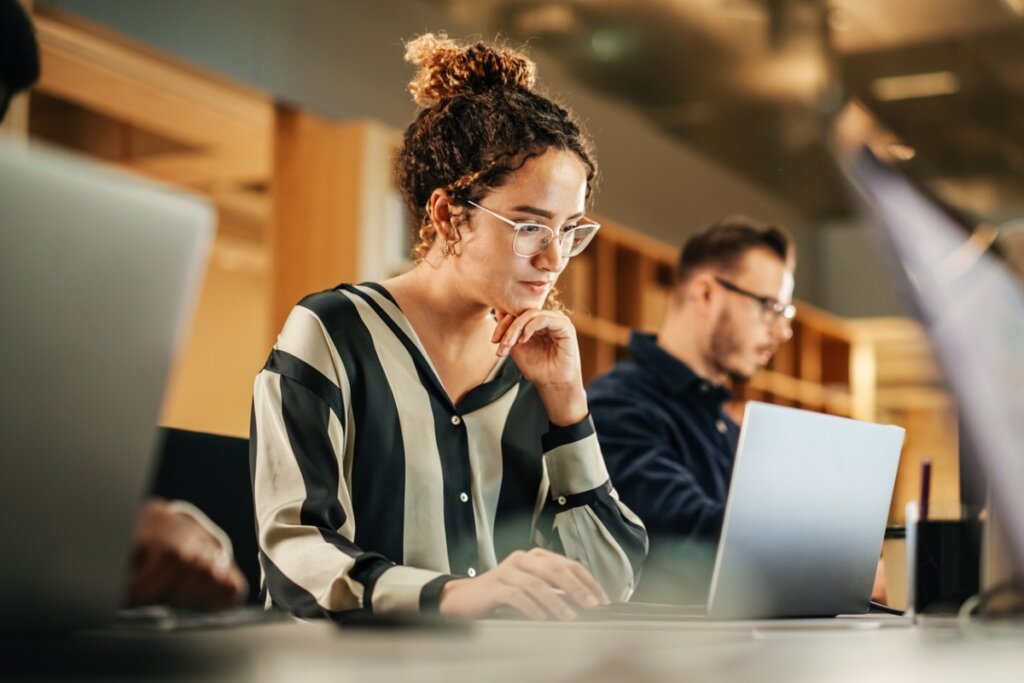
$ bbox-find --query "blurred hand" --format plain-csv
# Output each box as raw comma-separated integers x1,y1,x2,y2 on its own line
127,498,247,610
438,547,608,620
492,309,588,426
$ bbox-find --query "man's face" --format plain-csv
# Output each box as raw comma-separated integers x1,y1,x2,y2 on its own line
707,248,794,383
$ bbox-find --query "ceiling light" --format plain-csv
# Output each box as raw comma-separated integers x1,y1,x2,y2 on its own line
590,29,634,62
1002,0,1024,18
827,7,850,32
886,143,916,161
870,71,961,102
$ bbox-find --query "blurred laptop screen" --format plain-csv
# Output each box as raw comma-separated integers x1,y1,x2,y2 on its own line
832,102,1024,573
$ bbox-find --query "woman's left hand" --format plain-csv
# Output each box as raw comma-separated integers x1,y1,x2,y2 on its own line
492,309,588,426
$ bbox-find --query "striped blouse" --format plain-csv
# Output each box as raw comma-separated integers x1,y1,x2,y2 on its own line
250,283,647,616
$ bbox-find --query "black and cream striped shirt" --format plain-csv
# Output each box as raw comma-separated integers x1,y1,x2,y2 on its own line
250,283,647,616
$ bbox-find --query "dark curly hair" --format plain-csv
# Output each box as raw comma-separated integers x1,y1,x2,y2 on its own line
394,33,598,266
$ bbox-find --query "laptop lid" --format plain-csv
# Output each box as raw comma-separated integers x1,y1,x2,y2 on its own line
707,402,904,619
0,139,213,633
832,101,1024,574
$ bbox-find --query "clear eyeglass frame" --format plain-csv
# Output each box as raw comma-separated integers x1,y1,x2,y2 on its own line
466,200,600,258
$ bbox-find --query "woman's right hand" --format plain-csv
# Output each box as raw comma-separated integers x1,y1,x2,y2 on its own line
438,548,609,620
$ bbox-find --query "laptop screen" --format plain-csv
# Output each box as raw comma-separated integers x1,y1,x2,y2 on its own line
0,138,214,633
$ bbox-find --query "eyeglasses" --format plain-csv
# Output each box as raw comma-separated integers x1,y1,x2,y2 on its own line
467,201,600,258
714,276,796,326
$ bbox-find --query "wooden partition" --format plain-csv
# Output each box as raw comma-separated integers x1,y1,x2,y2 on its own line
29,8,274,437
271,109,364,331
270,112,404,332
26,9,406,437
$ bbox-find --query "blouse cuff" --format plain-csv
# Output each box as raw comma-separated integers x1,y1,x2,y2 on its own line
542,415,610,497
419,575,460,613
369,565,458,614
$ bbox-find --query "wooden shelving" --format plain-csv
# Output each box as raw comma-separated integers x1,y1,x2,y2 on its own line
27,8,275,438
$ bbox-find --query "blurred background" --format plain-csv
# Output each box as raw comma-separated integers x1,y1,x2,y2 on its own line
5,0,1023,546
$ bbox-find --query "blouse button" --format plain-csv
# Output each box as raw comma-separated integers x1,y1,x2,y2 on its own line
467,567,477,578
451,415,461,426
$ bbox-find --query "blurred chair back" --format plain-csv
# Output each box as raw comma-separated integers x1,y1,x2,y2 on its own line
151,428,260,604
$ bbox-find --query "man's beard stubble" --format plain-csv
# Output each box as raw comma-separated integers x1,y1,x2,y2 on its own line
709,309,753,384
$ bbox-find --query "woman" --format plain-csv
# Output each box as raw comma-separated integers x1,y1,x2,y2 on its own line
251,34,646,620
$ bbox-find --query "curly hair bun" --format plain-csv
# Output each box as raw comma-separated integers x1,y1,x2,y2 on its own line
404,33,537,107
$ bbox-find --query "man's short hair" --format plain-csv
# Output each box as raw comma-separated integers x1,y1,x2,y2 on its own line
0,0,40,120
674,215,793,285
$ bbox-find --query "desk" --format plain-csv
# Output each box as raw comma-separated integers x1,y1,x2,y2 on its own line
3,616,1023,682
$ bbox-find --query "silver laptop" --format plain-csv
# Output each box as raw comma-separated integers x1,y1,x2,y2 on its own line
593,401,903,622
705,401,904,619
0,139,214,634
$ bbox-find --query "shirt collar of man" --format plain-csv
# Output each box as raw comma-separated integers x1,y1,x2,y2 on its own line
626,331,732,403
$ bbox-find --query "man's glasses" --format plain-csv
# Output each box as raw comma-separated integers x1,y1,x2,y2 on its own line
467,201,600,258
714,276,796,326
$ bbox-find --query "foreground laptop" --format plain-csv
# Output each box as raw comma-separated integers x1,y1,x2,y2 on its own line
832,100,1024,576
593,401,904,621
0,139,213,634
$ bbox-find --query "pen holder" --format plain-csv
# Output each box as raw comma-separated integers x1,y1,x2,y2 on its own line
906,502,982,616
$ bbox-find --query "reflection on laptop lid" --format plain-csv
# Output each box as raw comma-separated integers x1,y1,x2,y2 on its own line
0,139,213,634
707,402,904,619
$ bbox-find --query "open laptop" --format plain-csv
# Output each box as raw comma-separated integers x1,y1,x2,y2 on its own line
593,401,904,621
0,138,213,634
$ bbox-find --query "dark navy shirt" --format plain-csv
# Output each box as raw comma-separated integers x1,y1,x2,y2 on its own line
588,332,740,542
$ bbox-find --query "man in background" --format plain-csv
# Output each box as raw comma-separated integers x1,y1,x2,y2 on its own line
588,216,797,602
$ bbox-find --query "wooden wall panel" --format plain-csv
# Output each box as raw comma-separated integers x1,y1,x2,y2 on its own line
271,108,364,332
33,10,272,188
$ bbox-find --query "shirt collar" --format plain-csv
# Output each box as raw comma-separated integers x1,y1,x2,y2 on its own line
627,331,731,403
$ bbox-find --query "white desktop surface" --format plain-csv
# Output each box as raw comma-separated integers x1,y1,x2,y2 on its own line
3,615,1023,682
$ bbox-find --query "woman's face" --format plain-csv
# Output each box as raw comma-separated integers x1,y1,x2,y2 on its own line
450,147,589,316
